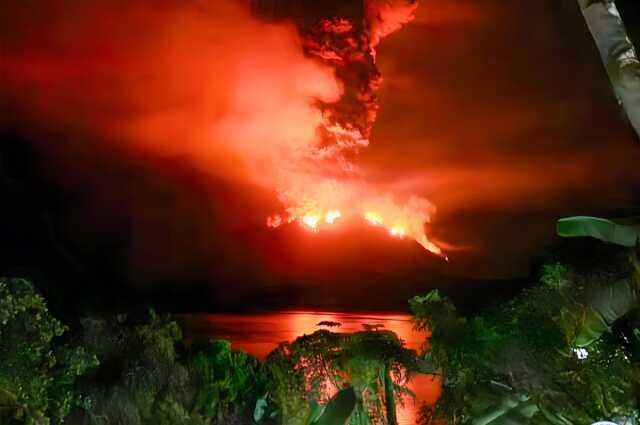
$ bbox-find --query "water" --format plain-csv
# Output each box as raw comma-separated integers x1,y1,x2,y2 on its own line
183,310,440,425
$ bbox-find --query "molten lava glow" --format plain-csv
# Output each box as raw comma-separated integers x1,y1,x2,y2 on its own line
270,189,443,255
302,214,321,231
324,210,342,224
274,199,443,256
390,226,406,238
365,211,384,225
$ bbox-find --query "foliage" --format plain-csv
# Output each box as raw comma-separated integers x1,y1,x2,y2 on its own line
76,308,275,425
412,255,640,424
80,309,394,425
557,216,640,247
264,341,314,425
79,309,185,424
539,263,571,290
0,278,98,424
0,278,452,425
190,339,267,421
264,328,422,425
313,386,357,425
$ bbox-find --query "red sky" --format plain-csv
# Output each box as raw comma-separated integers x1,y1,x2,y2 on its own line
1,0,639,287
367,0,640,276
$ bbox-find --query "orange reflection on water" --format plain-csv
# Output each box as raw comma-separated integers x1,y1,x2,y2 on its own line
183,310,440,424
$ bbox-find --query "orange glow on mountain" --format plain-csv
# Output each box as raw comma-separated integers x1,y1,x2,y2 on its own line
302,214,321,231
324,210,342,224
268,198,442,255
365,211,384,225
390,225,406,238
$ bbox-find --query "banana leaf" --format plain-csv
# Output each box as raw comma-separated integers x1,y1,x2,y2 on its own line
311,386,356,425
557,216,640,345
589,277,638,324
470,382,539,425
556,216,640,247
574,306,611,348
575,277,639,346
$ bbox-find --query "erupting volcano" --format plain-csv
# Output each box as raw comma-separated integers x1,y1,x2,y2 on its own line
255,0,443,255
1,0,445,279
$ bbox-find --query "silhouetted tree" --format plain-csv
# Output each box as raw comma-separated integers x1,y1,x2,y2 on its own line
411,253,640,424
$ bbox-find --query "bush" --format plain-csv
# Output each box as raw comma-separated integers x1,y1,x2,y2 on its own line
411,256,640,424
0,278,98,424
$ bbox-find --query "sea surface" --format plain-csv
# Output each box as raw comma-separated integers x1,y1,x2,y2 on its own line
183,311,440,425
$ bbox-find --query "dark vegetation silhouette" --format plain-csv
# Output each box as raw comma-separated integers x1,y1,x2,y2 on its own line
2,235,640,424
412,241,640,424
0,278,431,425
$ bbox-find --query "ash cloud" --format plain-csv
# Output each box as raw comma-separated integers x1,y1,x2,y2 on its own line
1,0,342,189
3,0,638,289
0,0,345,285
1,0,442,289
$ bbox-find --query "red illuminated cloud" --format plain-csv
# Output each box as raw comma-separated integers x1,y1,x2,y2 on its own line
2,0,447,256
2,1,340,184
365,0,640,274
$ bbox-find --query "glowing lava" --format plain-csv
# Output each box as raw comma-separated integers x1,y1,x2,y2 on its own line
365,211,384,225
390,226,406,238
325,210,342,224
302,214,321,231
268,205,443,256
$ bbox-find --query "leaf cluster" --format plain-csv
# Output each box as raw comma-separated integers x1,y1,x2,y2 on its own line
0,278,98,424
411,260,639,424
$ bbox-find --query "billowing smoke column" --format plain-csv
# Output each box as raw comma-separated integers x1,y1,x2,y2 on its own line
254,0,442,255
1,0,442,258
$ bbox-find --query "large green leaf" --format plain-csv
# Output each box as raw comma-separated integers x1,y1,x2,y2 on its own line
574,306,610,348
311,387,356,425
556,216,640,247
588,278,638,325
470,383,539,425
575,278,639,347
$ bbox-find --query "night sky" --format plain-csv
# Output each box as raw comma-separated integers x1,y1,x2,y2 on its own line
372,0,640,277
1,0,639,311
